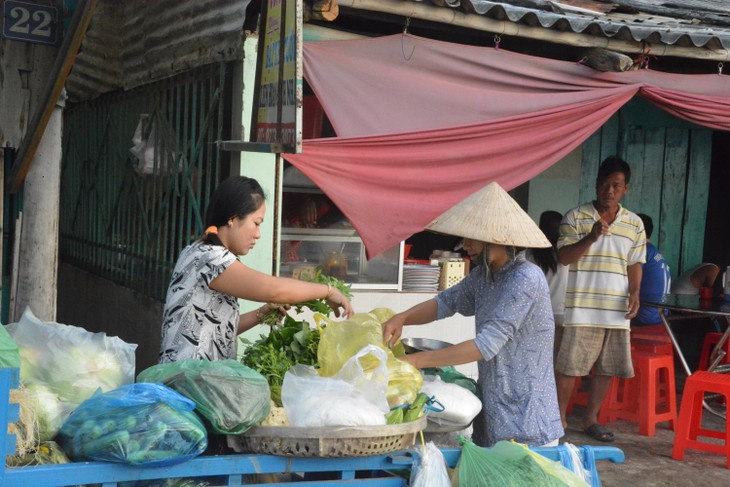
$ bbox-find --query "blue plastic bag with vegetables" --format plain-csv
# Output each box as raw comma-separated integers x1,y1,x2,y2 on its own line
57,383,207,467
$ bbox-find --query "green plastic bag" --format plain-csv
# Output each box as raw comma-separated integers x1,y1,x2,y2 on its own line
453,437,589,487
137,359,270,434
0,323,19,368
316,308,422,409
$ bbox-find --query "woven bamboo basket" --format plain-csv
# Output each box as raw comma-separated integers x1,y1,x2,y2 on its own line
227,416,426,457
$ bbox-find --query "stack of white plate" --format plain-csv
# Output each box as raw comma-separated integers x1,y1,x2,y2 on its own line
402,264,440,292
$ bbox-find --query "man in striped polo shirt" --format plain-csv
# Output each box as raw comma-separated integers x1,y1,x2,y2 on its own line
554,156,646,442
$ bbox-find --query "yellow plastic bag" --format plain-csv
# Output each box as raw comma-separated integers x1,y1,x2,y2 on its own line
317,308,422,408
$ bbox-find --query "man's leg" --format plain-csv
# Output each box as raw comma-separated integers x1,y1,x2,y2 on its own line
584,374,612,429
555,372,577,429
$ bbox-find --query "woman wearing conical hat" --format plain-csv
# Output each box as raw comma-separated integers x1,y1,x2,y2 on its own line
383,182,564,448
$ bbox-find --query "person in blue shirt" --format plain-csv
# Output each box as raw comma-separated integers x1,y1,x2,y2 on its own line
382,182,563,448
633,213,671,326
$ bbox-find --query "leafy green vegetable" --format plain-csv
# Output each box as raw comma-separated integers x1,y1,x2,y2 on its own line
291,269,352,315
240,272,351,406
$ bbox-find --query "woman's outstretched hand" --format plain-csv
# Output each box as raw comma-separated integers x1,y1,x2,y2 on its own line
326,288,354,318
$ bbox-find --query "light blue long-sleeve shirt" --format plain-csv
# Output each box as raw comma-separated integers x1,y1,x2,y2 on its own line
435,253,564,447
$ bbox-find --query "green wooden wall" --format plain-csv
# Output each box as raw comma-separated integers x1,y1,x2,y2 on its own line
580,98,712,282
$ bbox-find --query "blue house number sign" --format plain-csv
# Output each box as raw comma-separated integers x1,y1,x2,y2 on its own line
3,0,58,45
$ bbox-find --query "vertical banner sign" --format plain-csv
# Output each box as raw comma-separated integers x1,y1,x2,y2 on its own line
251,0,303,153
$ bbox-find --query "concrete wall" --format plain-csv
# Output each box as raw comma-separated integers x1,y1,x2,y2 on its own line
56,263,163,375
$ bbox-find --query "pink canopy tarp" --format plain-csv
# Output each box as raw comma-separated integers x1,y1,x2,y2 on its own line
284,34,730,258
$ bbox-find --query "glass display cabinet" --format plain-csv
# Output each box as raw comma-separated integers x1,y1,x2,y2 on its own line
280,166,401,289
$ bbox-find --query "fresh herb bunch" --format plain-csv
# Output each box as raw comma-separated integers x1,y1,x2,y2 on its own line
240,272,351,406
293,269,353,314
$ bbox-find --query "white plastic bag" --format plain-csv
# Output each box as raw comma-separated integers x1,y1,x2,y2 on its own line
130,112,185,176
7,307,137,440
411,440,450,487
282,345,390,427
420,375,482,427
564,442,593,485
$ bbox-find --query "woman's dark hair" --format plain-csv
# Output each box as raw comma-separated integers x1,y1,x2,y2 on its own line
596,156,631,184
203,176,266,245
532,210,563,274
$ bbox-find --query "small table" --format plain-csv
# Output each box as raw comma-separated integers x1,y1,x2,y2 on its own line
643,294,730,417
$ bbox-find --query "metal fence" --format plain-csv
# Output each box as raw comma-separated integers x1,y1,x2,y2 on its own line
60,63,231,301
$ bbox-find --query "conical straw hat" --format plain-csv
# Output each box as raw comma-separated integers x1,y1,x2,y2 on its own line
426,182,551,248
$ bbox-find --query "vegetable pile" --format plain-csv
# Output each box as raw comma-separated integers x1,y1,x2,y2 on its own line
240,271,351,406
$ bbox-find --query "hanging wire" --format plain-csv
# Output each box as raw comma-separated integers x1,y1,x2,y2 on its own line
401,17,415,60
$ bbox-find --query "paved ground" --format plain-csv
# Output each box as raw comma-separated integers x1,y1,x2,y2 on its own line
564,405,730,487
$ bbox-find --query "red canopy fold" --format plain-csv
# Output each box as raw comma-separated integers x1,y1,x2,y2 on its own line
284,34,730,258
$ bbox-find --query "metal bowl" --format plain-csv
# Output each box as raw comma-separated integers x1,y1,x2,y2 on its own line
401,337,452,354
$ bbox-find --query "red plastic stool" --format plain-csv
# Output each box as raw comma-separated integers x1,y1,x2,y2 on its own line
631,324,671,343
672,371,730,468
631,337,673,356
698,332,730,371
601,351,677,436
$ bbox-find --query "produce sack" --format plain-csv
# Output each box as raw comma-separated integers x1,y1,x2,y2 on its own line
137,359,270,434
317,309,422,408
423,366,480,398
6,307,137,440
0,323,19,368
411,440,450,487
58,383,207,466
452,437,589,487
282,345,390,427
420,375,482,428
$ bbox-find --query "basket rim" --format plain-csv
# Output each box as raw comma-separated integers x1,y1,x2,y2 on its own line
238,415,426,439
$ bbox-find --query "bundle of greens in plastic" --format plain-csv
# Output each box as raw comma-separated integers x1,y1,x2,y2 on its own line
317,308,422,409
6,307,137,440
452,437,589,487
57,383,207,467
136,359,270,434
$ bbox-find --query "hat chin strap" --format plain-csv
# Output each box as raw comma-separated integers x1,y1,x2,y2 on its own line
483,244,517,279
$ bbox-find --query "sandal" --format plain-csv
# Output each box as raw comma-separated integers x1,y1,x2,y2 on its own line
583,423,614,442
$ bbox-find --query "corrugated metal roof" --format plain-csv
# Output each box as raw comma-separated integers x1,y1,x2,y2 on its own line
66,0,251,103
66,0,730,102
432,0,730,50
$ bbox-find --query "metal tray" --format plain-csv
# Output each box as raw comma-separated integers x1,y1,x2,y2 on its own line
401,337,452,354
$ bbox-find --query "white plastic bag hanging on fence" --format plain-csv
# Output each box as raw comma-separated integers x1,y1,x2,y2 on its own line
130,112,185,176
282,344,390,427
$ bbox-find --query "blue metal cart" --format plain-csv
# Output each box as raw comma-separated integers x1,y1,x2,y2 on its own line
1,366,623,486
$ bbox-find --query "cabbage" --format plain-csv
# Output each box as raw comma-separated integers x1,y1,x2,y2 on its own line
23,383,74,441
